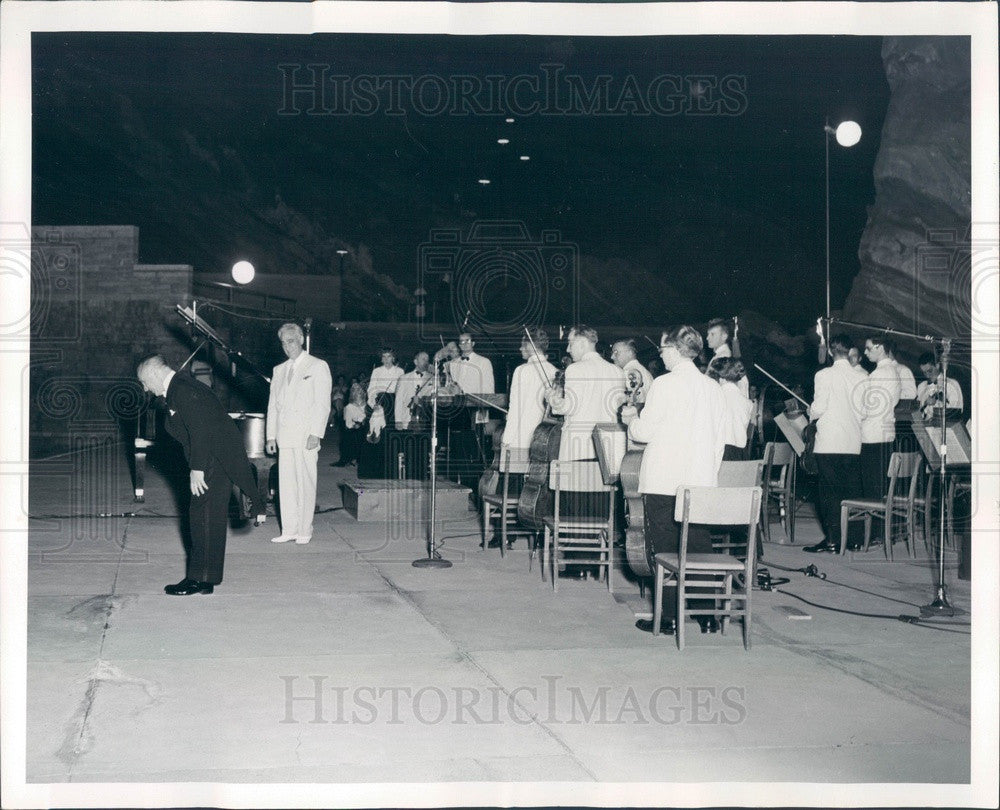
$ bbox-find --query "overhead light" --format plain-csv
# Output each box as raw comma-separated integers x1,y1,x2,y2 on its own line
834,120,862,147
505,117,515,123
336,249,349,256
519,155,530,161
497,138,510,145
231,260,255,284
478,178,491,185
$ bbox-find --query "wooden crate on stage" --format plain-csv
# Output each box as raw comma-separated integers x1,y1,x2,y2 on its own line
340,478,473,523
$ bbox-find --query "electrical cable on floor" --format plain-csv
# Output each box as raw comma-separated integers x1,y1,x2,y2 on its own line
774,588,970,634
761,558,927,608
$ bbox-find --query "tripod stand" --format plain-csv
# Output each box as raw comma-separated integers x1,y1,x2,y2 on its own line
413,357,452,569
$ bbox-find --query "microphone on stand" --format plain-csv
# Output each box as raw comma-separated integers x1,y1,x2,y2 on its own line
304,317,313,353
460,308,471,331
816,317,828,365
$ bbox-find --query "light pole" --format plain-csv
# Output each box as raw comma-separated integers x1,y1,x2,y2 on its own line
823,119,862,322
336,249,349,320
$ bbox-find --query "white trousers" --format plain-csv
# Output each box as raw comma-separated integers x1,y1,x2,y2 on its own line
277,445,319,539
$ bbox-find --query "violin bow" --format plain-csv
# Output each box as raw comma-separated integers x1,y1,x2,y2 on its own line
523,325,554,389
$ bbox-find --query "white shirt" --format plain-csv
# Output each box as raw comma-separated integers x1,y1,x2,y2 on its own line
394,369,430,428
859,357,901,444
892,360,918,400
719,379,754,449
627,359,727,496
917,376,964,410
344,402,366,429
502,353,558,450
711,345,750,396
448,352,494,395
810,358,868,455
367,364,404,407
622,358,654,405
551,351,626,461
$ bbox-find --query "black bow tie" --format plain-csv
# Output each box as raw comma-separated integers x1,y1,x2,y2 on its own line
461,356,470,361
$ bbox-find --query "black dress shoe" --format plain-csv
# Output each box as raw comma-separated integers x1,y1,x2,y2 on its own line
697,616,720,634
487,537,503,549
635,617,677,635
164,579,214,595
803,542,837,553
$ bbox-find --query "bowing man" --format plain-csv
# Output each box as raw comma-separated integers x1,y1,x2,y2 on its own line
137,355,267,595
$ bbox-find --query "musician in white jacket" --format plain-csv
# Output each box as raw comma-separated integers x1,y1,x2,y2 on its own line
621,325,727,635
265,323,332,544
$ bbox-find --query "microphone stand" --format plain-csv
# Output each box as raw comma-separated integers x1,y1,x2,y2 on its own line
413,356,452,569
825,316,963,617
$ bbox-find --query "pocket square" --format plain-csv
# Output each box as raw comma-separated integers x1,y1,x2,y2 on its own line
169,409,176,416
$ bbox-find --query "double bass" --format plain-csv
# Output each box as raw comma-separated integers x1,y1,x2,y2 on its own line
619,375,651,577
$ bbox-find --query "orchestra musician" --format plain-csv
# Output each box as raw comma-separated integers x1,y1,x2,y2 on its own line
705,317,750,396
545,325,625,462
621,326,728,636
394,351,432,430
611,339,654,405
367,348,404,419
501,328,558,453
707,356,754,461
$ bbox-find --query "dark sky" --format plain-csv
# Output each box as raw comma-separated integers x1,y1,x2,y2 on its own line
32,32,890,331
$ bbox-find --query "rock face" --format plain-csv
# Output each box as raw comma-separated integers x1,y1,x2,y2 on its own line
844,37,972,350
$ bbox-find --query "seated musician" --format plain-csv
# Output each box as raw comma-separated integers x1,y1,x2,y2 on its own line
334,384,366,467
544,326,625,532
707,356,753,461
621,326,728,636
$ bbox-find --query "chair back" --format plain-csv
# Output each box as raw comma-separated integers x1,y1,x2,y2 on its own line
675,485,762,526
499,445,531,475
592,423,628,485
549,460,608,493
717,460,764,488
769,441,794,467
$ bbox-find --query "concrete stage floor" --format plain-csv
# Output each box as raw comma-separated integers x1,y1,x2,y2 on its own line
17,439,974,800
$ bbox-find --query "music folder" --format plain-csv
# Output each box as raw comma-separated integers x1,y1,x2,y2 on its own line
773,412,810,456
911,418,972,467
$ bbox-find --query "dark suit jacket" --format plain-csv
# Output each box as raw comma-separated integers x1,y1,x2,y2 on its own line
164,371,249,476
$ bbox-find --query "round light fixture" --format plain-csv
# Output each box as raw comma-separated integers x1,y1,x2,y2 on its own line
231,260,255,284
505,117,515,123
835,121,862,147
478,178,491,185
497,138,510,145
519,155,530,161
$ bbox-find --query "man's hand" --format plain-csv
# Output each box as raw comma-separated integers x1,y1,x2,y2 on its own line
306,435,321,451
190,469,208,496
266,439,277,455
620,405,638,426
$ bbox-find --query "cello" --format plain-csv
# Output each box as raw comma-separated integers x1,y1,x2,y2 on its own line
619,372,651,577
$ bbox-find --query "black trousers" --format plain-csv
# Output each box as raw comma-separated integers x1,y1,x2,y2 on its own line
722,444,748,461
644,493,714,621
187,459,233,585
860,442,892,540
814,453,862,547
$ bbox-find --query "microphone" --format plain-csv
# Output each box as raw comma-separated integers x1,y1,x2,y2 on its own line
461,308,471,331
304,317,312,333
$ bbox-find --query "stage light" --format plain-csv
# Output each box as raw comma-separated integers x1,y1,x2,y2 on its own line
231,260,255,284
478,178,491,185
497,138,510,145
505,117,515,123
519,155,530,161
834,120,862,147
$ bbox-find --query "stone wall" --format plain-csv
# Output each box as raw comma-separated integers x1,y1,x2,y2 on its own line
30,226,193,457
844,36,973,403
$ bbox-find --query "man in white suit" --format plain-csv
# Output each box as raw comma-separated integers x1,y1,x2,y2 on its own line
266,323,332,544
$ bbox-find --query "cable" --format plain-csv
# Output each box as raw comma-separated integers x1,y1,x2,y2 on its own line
775,588,970,634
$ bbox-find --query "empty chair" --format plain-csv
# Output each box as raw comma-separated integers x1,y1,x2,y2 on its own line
839,451,923,559
715,459,765,557
652,486,762,650
761,441,797,544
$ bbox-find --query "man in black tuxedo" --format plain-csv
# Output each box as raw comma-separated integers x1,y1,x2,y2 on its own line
137,355,267,595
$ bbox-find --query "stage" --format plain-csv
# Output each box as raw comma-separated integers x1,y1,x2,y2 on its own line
21,439,972,786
